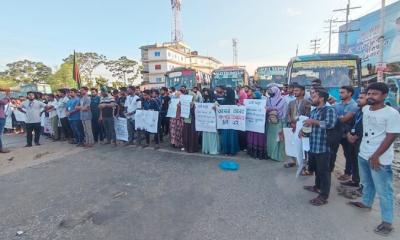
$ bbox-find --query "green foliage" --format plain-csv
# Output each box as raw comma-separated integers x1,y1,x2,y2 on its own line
95,76,108,88
63,52,107,85
4,59,52,84
47,63,77,91
105,56,139,85
0,75,17,89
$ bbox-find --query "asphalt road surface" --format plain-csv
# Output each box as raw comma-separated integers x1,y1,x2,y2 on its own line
0,135,398,240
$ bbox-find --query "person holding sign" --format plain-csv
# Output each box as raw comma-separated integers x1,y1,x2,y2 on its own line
182,89,199,153
217,87,239,156
246,91,266,159
138,90,160,149
200,89,219,155
265,86,288,161
169,90,184,150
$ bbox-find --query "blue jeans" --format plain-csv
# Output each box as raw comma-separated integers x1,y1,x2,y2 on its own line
358,155,393,223
0,118,5,150
69,120,84,144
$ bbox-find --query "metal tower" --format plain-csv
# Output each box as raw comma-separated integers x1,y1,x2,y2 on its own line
232,38,238,66
171,0,183,42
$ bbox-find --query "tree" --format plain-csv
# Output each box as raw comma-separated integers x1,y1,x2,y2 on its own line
0,74,17,89
111,80,126,89
63,52,107,86
105,56,140,85
47,63,77,91
5,60,52,84
95,76,108,88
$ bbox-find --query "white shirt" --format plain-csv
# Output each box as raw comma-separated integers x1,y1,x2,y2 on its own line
57,96,69,118
21,100,46,123
359,105,400,165
47,100,58,118
124,95,140,119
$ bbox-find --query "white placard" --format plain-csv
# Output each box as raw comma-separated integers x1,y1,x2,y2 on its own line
135,110,159,133
244,99,266,133
180,95,193,118
195,103,216,132
5,115,12,129
167,98,179,118
216,105,246,131
114,117,129,141
14,110,26,122
44,117,52,134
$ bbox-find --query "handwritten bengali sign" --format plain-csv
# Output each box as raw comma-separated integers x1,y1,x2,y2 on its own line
216,105,246,131
195,103,216,132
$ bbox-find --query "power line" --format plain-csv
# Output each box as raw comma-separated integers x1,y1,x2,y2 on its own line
310,38,321,54
333,0,361,52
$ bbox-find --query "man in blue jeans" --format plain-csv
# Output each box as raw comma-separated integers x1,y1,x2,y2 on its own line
67,89,84,147
348,82,400,237
0,91,11,153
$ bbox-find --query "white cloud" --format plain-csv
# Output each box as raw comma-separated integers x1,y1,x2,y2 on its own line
286,8,302,17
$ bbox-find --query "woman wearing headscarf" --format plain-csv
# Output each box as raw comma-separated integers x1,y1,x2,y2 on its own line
201,88,220,155
182,88,199,153
169,90,184,149
265,86,288,161
246,91,267,159
218,87,239,155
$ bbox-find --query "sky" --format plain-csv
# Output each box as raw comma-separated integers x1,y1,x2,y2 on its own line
0,0,397,74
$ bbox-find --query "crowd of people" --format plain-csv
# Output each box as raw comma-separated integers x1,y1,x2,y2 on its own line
0,80,399,236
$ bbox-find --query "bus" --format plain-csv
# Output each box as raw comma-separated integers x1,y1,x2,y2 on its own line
286,54,362,100
165,68,211,89
254,66,287,89
211,66,249,89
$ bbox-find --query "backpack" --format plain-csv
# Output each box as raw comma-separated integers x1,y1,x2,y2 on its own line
321,106,341,147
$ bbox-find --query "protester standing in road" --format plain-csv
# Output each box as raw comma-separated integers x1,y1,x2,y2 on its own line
348,83,400,236
66,89,84,147
79,87,94,147
99,87,116,146
18,92,47,147
90,88,104,143
125,86,140,145
302,88,337,206
0,91,11,153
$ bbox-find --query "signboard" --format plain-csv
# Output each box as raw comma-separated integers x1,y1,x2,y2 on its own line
180,95,193,118
338,1,400,75
244,99,266,133
135,110,159,133
216,105,246,131
194,103,217,132
167,98,179,118
114,117,129,141
14,110,26,122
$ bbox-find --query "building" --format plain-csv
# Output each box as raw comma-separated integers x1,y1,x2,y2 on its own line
140,41,222,89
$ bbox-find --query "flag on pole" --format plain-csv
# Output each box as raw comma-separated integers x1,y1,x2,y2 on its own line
73,51,81,88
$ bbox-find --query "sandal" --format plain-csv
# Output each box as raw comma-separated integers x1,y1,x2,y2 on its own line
284,162,296,168
303,186,320,194
310,196,328,206
300,169,314,176
374,222,393,237
347,201,371,211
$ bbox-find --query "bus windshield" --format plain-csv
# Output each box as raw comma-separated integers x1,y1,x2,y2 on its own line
255,66,286,88
289,60,358,87
211,70,244,88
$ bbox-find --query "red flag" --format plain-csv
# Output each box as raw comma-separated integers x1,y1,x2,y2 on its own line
73,51,81,88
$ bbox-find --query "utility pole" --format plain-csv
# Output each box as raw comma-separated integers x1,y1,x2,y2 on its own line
295,44,299,56
333,0,361,53
232,38,238,66
310,38,321,54
377,0,386,82
324,18,336,54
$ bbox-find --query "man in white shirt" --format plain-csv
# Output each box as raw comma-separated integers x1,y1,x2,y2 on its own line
18,92,46,147
348,83,400,237
57,89,73,141
46,94,59,141
124,86,140,145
